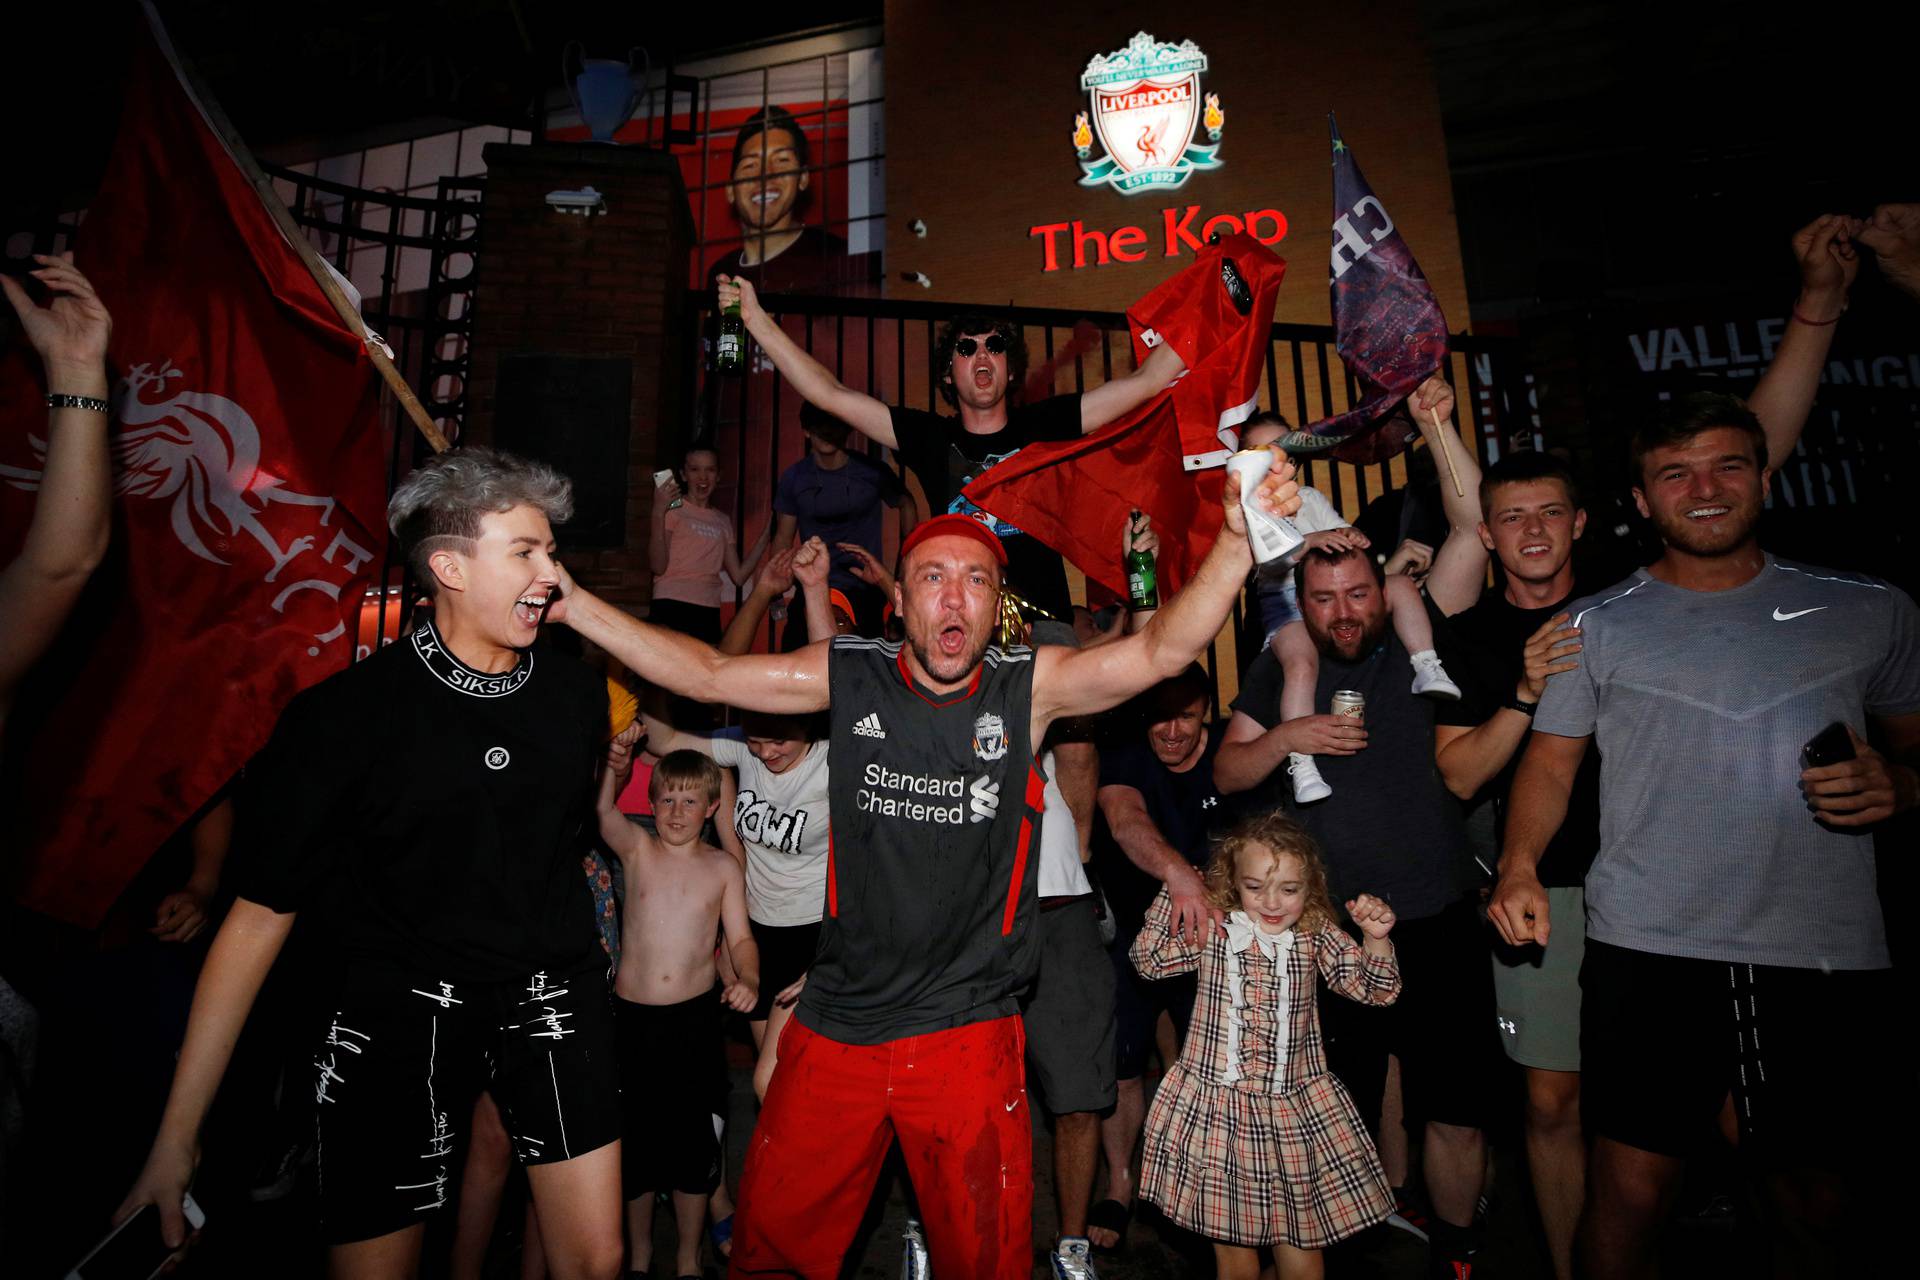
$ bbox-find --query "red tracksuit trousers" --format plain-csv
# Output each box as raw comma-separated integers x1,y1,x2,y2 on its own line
729,1014,1032,1278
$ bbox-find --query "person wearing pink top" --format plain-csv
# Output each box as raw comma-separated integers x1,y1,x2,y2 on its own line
650,446,767,643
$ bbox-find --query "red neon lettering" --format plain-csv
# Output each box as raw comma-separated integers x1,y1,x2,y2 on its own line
1072,221,1110,268
1163,204,1203,257
1029,221,1070,273
1109,225,1148,263
1201,213,1245,242
1244,208,1288,245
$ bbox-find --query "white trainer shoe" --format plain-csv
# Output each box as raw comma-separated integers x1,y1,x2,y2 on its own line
1409,649,1461,700
1287,752,1332,803
1052,1237,1100,1280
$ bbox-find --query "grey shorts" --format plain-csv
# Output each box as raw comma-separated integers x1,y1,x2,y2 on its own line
1491,885,1586,1072
1021,896,1117,1115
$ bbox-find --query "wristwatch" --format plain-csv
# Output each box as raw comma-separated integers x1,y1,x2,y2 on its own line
1505,696,1539,717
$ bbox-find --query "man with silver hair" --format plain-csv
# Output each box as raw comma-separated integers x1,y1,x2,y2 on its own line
119,447,627,1280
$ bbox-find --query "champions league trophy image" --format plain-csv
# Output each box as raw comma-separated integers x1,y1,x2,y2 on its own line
564,43,644,142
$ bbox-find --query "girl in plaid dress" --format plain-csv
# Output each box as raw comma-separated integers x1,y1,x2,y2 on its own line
1132,812,1401,1279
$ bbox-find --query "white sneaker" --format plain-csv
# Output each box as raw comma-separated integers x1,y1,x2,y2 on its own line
1287,753,1332,803
1052,1237,1100,1280
1409,649,1461,700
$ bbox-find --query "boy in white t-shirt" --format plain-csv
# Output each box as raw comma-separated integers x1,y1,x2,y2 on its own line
1239,413,1460,803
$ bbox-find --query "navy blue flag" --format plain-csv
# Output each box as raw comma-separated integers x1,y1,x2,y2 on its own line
1284,113,1450,464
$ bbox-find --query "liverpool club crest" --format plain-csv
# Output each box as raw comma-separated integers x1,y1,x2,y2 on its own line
1073,32,1224,195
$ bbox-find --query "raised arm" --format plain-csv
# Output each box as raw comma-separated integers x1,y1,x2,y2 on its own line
648,478,678,577
838,540,898,608
1488,729,1590,947
791,536,837,641
1078,341,1186,433
719,275,897,449
724,519,770,587
597,725,650,858
719,543,796,656
1407,375,1488,616
1749,214,1859,467
0,253,114,729
1856,203,1920,303
554,567,830,716
1031,452,1298,734
118,900,295,1248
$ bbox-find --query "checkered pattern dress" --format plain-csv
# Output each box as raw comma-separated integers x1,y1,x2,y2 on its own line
1130,889,1401,1248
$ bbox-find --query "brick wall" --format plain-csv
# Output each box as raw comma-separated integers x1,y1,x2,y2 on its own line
467,142,693,612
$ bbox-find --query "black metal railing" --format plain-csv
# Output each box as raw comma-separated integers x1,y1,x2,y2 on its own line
687,291,1536,704
261,163,486,652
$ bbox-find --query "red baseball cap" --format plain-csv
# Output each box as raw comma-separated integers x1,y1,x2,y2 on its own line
827,588,856,622
899,512,1008,567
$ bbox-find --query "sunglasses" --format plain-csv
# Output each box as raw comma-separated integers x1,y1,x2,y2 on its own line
953,334,1008,358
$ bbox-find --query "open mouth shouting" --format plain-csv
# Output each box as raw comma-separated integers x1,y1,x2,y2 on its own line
514,591,550,628
936,617,970,658
1518,541,1553,560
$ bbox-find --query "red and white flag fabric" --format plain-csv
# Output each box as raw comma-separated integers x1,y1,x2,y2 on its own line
964,233,1286,599
0,7,389,926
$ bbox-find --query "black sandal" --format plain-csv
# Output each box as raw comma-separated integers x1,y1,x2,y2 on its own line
1086,1197,1132,1254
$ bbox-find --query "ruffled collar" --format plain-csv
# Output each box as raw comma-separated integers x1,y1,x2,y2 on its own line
1218,914,1295,1091
1223,911,1295,959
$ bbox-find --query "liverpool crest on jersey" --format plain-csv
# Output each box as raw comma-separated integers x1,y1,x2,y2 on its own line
1073,31,1224,196
972,712,1009,763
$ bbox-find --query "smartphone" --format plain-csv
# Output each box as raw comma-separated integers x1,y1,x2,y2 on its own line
652,468,683,509
66,1195,205,1280
1802,721,1855,769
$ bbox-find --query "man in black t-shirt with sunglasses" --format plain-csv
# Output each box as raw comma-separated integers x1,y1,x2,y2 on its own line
715,277,1184,630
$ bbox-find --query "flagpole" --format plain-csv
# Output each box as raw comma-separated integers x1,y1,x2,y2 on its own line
141,3,450,453
1429,406,1465,499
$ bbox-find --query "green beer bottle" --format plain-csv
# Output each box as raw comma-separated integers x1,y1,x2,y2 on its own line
716,296,746,373
1126,509,1158,610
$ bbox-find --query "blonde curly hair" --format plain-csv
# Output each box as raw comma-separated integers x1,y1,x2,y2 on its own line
1203,810,1337,934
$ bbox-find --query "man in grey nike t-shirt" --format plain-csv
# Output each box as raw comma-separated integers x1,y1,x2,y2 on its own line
1503,392,1920,1278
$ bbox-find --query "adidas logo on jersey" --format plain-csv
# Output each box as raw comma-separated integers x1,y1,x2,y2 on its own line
853,712,887,739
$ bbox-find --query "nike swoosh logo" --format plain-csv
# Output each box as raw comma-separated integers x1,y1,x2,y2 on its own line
1772,607,1829,621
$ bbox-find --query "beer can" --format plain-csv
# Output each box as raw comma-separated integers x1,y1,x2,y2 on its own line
1331,690,1365,720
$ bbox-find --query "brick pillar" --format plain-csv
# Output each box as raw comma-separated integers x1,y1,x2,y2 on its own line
466,142,692,614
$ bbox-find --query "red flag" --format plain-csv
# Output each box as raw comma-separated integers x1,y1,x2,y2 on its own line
964,234,1285,598
0,9,389,926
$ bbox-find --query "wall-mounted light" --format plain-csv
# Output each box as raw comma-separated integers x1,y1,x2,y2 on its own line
908,218,927,238
900,271,932,289
546,186,607,216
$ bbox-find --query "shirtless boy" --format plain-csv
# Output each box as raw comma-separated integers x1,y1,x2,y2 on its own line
597,745,758,1280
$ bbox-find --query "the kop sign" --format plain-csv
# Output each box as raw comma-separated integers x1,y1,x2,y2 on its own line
1037,31,1282,273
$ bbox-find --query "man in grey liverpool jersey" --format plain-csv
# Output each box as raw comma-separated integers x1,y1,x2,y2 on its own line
1500,392,1920,1279
548,465,1302,1278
